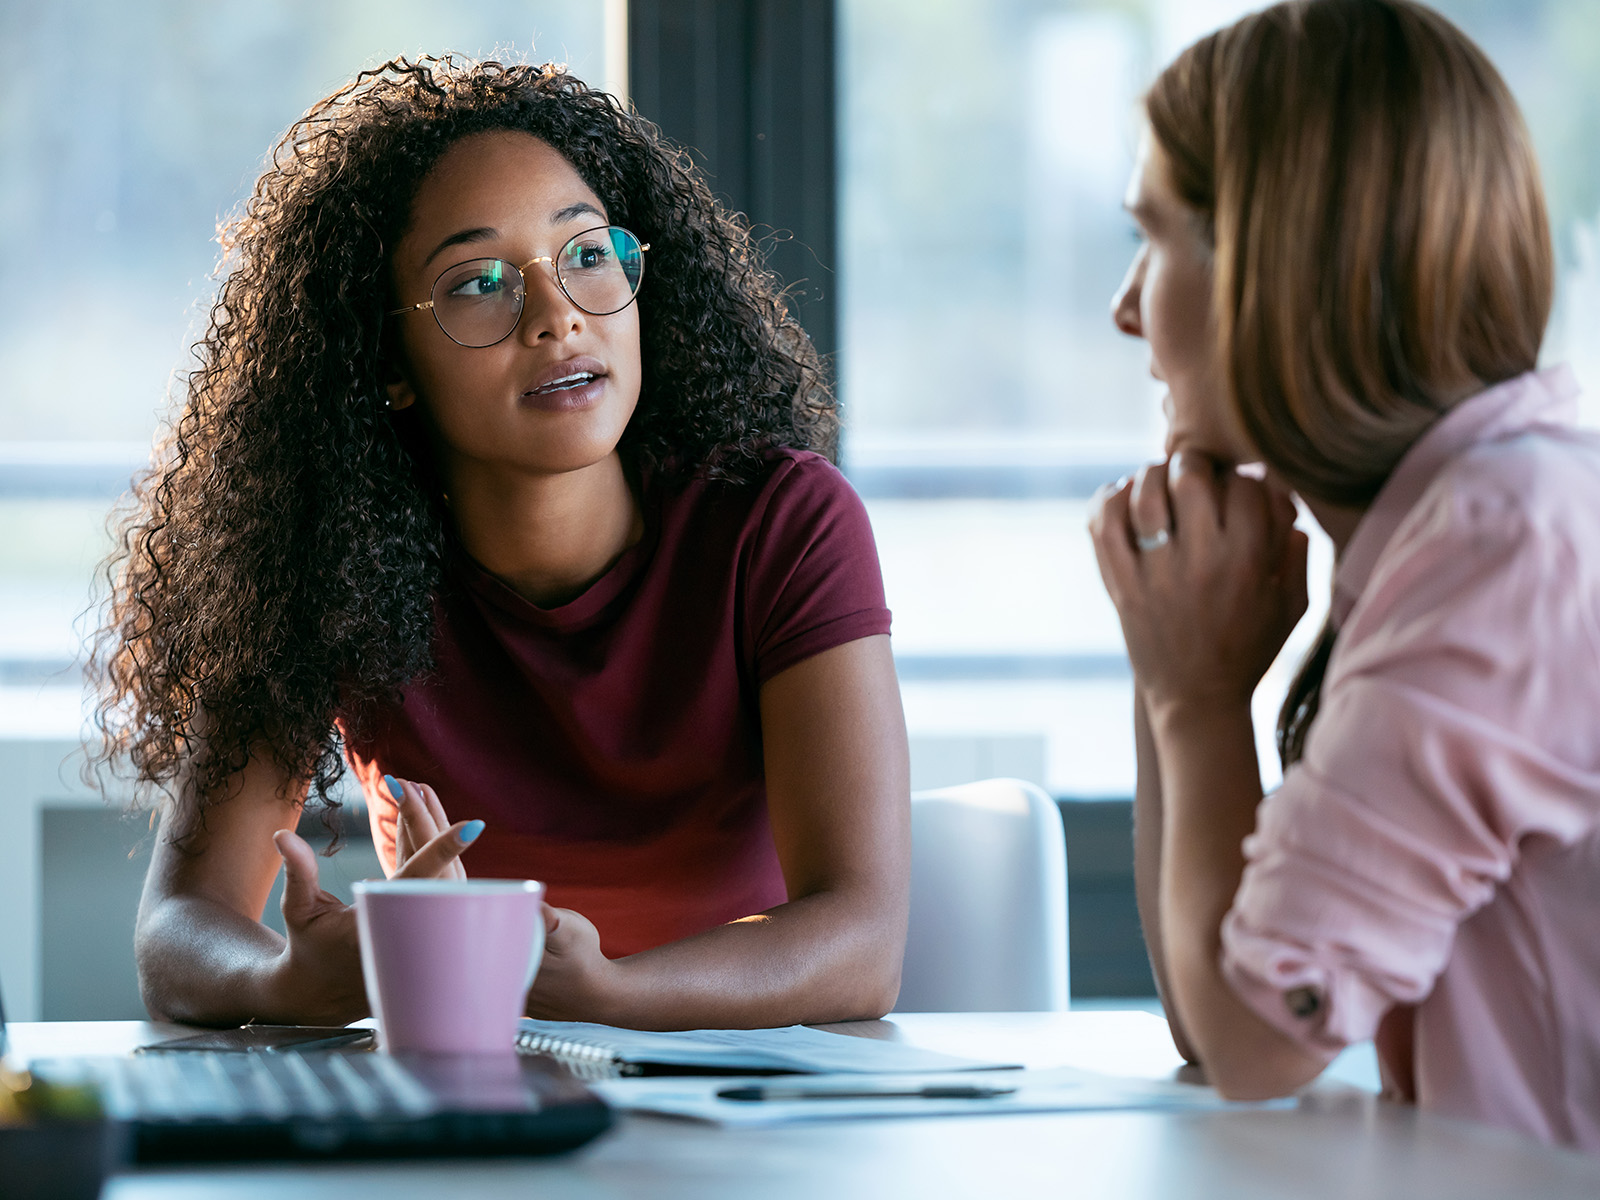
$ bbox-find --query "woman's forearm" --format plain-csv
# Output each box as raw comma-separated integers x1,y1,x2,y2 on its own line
136,886,371,1027
1153,701,1323,1099
548,885,905,1030
1133,688,1199,1062
134,890,290,1026
136,797,372,1028
560,634,908,1031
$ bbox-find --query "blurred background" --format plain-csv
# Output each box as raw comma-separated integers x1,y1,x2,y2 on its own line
4,0,1599,1019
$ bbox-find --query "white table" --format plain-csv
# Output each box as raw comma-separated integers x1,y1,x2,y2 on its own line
10,1011,1599,1199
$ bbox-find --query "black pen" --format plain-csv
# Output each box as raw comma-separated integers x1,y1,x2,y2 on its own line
717,1083,1016,1103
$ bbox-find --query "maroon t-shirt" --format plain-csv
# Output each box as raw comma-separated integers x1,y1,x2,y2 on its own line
343,450,892,957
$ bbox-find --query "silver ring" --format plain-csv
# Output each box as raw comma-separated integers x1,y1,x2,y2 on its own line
1136,528,1172,552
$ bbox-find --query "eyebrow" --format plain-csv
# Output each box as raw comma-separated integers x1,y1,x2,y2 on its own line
422,226,497,268
420,202,609,268
553,201,607,225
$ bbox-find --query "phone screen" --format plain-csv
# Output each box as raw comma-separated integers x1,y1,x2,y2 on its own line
135,1025,375,1054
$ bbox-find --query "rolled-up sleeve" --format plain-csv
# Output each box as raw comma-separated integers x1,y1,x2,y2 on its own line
1222,464,1600,1054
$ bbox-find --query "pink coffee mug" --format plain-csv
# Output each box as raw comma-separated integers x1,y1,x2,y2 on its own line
352,878,546,1055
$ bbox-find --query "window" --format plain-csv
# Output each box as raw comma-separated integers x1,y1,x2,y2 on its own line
8,0,1600,781
840,0,1600,797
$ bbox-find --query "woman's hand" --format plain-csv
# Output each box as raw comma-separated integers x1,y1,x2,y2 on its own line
1089,450,1308,719
385,774,483,879
255,776,483,1022
266,829,370,1024
524,904,624,1022
1092,453,1324,1100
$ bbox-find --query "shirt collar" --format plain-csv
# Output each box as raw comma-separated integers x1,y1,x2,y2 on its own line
1330,365,1582,628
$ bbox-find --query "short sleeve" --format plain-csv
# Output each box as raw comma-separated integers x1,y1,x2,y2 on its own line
1221,458,1600,1055
742,452,893,684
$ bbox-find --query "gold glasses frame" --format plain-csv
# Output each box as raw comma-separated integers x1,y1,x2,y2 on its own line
387,224,650,348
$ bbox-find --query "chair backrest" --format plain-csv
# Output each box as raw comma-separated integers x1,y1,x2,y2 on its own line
894,778,1069,1013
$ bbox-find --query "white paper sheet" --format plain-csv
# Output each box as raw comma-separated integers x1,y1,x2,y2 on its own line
590,1066,1294,1126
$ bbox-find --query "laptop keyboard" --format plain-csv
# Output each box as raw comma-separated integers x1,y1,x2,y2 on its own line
93,1051,439,1122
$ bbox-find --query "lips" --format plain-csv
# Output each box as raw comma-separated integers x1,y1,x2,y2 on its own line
523,356,608,397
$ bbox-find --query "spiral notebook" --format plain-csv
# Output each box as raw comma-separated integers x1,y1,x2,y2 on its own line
516,1019,1018,1079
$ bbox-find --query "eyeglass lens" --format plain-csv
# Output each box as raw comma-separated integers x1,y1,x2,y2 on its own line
428,226,645,348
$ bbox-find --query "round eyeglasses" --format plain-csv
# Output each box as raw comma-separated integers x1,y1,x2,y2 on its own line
388,225,649,348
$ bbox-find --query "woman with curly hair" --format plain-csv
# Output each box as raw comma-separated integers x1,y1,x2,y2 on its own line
95,55,910,1031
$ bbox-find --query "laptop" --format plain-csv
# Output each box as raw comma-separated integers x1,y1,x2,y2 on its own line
1,974,613,1163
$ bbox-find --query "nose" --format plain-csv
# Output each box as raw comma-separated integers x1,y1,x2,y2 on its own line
1111,244,1146,339
517,259,585,345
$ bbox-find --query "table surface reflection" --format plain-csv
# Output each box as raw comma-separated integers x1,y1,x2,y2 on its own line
9,1011,1598,1200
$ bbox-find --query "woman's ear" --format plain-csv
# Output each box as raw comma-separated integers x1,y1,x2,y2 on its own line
381,317,417,410
386,377,417,411
383,346,417,411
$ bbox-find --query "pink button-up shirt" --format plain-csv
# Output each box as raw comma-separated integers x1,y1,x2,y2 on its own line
1221,366,1600,1150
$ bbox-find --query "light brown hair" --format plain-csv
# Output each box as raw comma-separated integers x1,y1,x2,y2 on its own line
1143,0,1554,762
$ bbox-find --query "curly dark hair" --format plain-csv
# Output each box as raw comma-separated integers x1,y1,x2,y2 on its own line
91,54,837,827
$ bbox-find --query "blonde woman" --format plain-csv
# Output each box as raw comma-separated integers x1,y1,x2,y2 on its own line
1091,0,1599,1148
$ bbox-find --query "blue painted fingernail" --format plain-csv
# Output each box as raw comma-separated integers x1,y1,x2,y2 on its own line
384,774,403,801
460,820,485,844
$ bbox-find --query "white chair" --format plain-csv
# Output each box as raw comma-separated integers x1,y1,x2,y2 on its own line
894,778,1069,1012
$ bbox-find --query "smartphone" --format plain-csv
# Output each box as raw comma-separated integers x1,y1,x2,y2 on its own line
134,1025,374,1054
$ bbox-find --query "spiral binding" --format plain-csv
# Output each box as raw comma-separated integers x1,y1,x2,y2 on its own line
515,1030,643,1080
